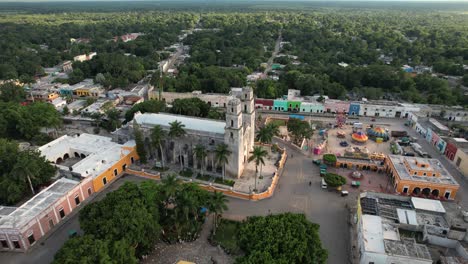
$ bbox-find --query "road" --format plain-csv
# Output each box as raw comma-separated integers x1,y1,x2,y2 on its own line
0,175,148,264
224,142,352,264
264,30,282,75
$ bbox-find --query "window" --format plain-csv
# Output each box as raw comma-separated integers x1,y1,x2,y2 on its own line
103,177,107,185
423,173,426,176
114,169,118,176
13,241,20,249
231,120,234,127
59,208,65,218
230,132,233,139
1,240,8,248
414,172,417,175
231,108,234,113
74,195,80,206
87,187,92,196
28,234,35,245
131,157,135,164
444,191,451,199
403,187,409,193
432,173,435,177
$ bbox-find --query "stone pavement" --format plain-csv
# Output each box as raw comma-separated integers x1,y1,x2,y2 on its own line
142,216,234,264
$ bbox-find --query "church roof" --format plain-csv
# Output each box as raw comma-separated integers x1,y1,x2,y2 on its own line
134,113,226,135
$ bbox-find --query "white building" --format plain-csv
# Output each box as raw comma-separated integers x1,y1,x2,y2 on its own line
73,52,97,62
115,87,255,178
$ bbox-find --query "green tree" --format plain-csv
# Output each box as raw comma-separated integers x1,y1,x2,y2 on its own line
53,235,137,264
207,191,228,235
79,182,161,257
62,105,70,115
287,118,313,145
194,144,207,176
248,146,268,192
0,83,25,102
133,121,147,164
236,213,328,264
215,143,232,180
324,173,347,188
150,125,166,169
168,120,186,169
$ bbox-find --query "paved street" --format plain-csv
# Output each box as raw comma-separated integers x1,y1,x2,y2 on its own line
0,175,148,264
224,145,353,264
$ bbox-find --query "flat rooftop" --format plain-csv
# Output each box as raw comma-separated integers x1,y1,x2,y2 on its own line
388,155,459,186
134,112,225,135
0,178,79,229
39,134,135,179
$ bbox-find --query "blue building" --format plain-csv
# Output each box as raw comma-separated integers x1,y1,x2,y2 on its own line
349,103,361,116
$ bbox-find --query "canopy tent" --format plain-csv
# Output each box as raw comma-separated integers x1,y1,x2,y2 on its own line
367,127,389,141
352,131,368,143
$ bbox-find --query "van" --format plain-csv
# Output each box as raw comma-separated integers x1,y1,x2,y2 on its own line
321,179,327,189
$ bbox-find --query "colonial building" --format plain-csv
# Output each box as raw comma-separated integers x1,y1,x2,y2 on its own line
115,87,255,178
385,155,460,200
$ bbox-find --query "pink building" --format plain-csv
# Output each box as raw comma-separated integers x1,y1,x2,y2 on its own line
0,177,94,252
324,99,350,114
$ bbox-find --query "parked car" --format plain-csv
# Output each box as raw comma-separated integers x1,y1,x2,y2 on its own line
404,152,415,157
371,118,376,122
340,141,349,147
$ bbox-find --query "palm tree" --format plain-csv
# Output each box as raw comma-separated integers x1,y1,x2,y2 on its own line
256,126,273,144
214,143,232,180
248,146,268,192
194,144,207,176
161,174,179,208
266,123,280,138
168,120,186,169
13,151,39,195
150,125,166,169
256,123,280,145
208,191,228,235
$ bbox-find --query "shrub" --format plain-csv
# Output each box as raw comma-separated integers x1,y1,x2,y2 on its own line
196,173,212,182
324,173,346,188
179,168,193,178
322,154,337,165
214,177,235,187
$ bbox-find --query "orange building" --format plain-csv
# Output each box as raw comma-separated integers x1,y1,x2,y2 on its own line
385,155,459,200
38,134,139,193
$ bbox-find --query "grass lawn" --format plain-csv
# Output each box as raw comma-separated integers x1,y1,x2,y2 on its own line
269,119,287,127
214,177,235,187
212,219,242,255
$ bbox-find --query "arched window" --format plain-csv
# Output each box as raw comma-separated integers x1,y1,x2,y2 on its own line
244,105,247,112
231,120,234,127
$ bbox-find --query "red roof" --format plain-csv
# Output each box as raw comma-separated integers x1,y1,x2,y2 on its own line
255,99,274,106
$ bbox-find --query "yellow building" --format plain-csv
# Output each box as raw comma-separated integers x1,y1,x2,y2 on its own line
38,134,139,193
30,90,59,102
385,155,459,200
453,148,468,179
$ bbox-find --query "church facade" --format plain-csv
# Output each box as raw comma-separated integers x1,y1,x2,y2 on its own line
113,87,255,178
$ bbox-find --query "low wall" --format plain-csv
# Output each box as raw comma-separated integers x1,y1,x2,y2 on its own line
126,147,287,201
195,147,287,201
126,168,161,180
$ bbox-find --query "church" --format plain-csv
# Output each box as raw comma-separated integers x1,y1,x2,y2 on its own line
113,87,255,178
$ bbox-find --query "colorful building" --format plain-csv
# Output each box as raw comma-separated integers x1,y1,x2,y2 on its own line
300,102,324,113
254,99,273,110
0,177,94,252
454,148,468,179
287,100,301,111
273,99,288,112
443,137,461,161
324,99,350,114
385,155,459,200
38,134,138,193
348,103,360,116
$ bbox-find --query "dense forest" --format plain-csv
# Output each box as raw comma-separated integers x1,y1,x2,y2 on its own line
0,2,467,106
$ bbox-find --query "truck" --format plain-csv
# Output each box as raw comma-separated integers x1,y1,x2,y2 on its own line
353,122,363,129
410,143,428,157
391,130,408,138
289,114,304,121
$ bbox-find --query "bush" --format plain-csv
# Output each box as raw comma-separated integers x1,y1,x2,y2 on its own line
322,154,337,165
324,173,346,188
180,168,193,178
212,219,242,255
196,173,212,182
214,177,236,187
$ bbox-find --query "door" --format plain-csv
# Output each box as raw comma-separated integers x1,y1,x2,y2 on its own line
456,157,461,167
49,219,54,229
